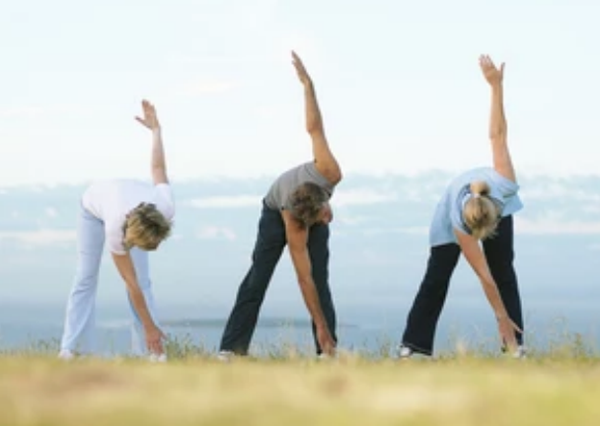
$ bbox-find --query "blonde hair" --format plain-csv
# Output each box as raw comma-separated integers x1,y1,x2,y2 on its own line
463,181,501,240
123,203,172,251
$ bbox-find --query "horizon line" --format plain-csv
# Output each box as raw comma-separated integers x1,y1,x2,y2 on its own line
2,168,599,190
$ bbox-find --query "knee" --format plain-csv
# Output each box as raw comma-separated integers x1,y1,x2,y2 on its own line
136,278,152,291
417,277,449,299
72,273,98,292
490,262,517,285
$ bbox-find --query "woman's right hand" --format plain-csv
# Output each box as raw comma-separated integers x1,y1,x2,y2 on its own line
145,324,166,355
479,54,504,86
135,99,160,131
316,325,336,357
497,316,521,352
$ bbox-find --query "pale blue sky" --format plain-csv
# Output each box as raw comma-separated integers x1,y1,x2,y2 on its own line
1,0,599,187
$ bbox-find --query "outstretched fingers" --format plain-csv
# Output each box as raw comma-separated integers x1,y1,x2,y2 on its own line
135,99,159,130
479,54,494,70
291,50,311,83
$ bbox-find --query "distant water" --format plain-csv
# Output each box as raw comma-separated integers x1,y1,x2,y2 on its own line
1,301,599,357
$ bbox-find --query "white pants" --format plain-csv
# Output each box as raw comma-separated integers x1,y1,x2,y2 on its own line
60,204,161,356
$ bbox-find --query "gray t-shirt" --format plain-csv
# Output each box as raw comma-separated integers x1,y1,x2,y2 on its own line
264,161,336,210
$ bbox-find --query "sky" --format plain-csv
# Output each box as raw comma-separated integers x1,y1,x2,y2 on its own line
1,0,599,188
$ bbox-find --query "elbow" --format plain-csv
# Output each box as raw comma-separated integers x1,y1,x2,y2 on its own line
288,248,312,285
489,128,506,142
323,166,342,185
489,121,507,140
329,169,343,185
297,276,310,289
307,121,324,136
293,265,312,288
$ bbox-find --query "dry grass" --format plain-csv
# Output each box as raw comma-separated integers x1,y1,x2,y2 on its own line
0,353,599,426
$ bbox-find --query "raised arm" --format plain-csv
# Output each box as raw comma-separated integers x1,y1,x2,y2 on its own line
291,51,342,185
135,100,169,185
282,210,336,355
479,55,516,183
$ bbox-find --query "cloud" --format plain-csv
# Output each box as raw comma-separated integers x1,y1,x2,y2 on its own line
170,79,236,97
45,207,58,218
188,189,399,210
0,105,78,118
196,226,237,241
520,182,600,203
334,188,397,207
336,214,370,226
0,229,76,246
256,107,279,119
515,218,600,234
361,226,429,236
164,53,238,66
187,195,262,209
0,106,47,118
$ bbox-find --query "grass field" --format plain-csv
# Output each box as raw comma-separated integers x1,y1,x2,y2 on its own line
1,334,599,426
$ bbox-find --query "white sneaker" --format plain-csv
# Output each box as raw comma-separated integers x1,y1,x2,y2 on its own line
397,344,431,360
58,349,75,360
217,350,235,362
513,345,527,359
398,345,413,359
317,353,336,361
149,353,168,363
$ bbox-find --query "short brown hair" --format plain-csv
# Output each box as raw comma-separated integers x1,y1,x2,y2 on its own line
123,203,172,251
287,182,328,228
463,180,501,240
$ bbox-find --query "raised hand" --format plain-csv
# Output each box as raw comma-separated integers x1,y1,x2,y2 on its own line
479,54,505,86
135,99,160,131
291,51,313,87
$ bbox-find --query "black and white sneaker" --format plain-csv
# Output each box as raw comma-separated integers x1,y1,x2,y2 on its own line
513,345,527,359
397,344,431,360
217,350,235,362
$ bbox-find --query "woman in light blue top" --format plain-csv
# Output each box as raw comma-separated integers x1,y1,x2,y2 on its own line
399,55,525,359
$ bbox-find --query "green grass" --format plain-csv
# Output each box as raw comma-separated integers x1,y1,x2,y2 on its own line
0,326,599,426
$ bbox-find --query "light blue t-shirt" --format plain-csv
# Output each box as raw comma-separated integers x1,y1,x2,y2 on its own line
429,167,523,247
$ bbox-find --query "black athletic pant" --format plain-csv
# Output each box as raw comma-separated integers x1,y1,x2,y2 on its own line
219,200,337,355
401,215,524,355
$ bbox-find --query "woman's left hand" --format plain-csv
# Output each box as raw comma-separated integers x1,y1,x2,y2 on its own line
135,99,160,131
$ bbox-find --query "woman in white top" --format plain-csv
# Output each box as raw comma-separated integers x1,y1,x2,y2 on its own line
58,100,175,360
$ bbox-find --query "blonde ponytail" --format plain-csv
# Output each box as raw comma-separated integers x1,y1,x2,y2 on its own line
463,180,499,240
469,180,491,197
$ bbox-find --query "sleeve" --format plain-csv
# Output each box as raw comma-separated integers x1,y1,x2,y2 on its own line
106,222,127,255
490,169,520,200
449,199,469,235
306,161,336,192
153,183,175,220
447,189,470,235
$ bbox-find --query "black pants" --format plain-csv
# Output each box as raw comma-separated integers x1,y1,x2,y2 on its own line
401,215,524,355
219,200,337,355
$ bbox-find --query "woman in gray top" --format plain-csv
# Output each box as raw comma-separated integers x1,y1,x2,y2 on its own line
398,55,525,359
218,52,342,359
